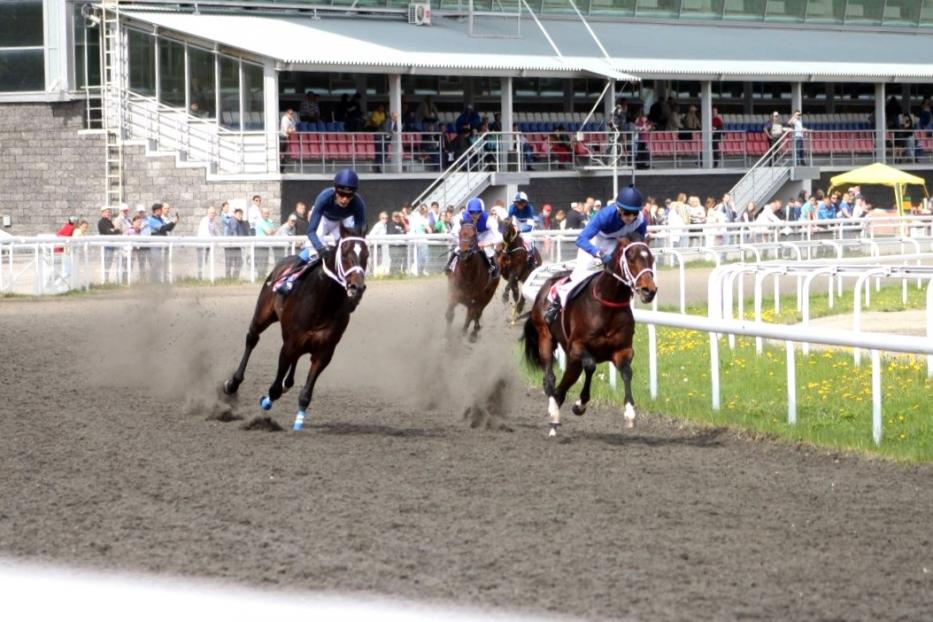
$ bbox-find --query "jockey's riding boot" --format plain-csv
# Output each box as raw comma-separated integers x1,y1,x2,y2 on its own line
444,251,458,274
488,260,499,280
543,297,562,323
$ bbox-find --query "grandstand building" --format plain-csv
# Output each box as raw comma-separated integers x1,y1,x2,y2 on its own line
3,0,933,234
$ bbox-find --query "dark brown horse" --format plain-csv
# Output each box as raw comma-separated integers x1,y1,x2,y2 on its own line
497,220,541,323
223,231,369,431
522,236,656,437
446,222,499,342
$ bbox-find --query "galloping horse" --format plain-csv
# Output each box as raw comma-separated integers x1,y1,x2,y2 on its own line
446,222,499,342
522,236,656,436
223,228,369,430
497,220,541,323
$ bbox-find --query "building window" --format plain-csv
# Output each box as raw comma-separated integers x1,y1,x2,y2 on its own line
188,45,215,118
128,29,155,96
73,3,101,90
218,55,239,129
242,61,264,130
158,37,185,107
0,0,45,92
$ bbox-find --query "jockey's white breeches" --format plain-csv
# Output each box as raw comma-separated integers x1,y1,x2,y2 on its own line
477,228,502,258
554,233,618,305
310,215,355,254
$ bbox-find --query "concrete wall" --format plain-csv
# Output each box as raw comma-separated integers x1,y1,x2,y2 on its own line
0,101,280,236
0,101,105,234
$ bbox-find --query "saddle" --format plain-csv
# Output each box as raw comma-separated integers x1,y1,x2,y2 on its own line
548,270,600,304
271,255,321,293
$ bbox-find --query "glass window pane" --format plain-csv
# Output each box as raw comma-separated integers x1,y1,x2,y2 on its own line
0,48,44,91
680,0,724,19
589,0,635,16
765,0,807,22
883,0,920,25
158,38,185,107
188,46,215,118
634,0,677,16
74,4,101,89
128,29,155,96
0,0,43,47
922,0,933,27
242,62,264,130
218,55,239,129
723,0,766,19
805,0,845,22
844,0,882,23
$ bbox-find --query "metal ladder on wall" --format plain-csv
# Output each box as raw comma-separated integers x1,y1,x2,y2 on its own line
100,0,125,207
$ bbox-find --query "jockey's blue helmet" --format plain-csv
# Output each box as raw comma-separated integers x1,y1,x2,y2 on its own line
334,168,359,190
616,184,644,214
514,191,528,203
467,197,485,213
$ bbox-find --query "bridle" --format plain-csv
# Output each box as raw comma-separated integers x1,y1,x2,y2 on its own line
607,241,654,290
321,236,367,294
459,221,480,255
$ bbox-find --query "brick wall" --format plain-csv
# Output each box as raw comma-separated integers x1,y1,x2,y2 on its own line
0,101,280,235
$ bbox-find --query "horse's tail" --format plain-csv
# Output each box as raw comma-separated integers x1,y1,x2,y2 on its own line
522,314,543,370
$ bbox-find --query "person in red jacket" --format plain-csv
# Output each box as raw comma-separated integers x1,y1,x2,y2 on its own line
54,217,76,254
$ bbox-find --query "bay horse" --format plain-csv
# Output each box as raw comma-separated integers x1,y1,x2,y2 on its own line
522,236,656,437
446,222,499,342
223,229,369,431
497,220,541,323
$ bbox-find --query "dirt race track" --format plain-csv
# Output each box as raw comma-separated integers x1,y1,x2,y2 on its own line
1,278,931,621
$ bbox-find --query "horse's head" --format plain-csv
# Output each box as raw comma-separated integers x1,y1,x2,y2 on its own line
502,220,519,245
609,235,657,304
325,229,368,310
458,222,478,253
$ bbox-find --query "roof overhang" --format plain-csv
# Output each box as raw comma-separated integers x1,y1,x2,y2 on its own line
122,11,640,80
121,11,933,83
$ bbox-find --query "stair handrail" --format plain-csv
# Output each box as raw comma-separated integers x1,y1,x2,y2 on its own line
728,131,794,207
409,132,494,208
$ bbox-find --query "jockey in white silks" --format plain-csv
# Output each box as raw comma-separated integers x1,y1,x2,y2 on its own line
544,184,648,323
445,197,504,278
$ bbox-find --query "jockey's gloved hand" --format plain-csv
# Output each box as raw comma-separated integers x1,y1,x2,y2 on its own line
600,254,613,267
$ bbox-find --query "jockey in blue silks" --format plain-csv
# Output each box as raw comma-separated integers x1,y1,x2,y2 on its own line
508,191,539,264
544,184,648,323
444,197,504,278
275,168,366,295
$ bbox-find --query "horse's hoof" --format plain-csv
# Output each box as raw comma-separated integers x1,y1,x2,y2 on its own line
260,396,272,411
548,424,559,438
292,410,306,432
572,400,586,416
468,332,479,344
222,380,236,395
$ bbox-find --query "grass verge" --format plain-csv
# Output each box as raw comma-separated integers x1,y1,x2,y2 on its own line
520,283,933,462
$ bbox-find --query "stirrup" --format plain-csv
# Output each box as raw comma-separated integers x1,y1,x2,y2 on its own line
544,299,561,323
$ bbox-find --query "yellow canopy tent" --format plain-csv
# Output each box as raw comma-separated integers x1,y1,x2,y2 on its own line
828,162,928,217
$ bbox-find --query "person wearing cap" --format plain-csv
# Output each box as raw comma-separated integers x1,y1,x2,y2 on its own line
274,168,366,295
97,206,119,282
545,184,649,323
508,190,539,264
444,197,503,277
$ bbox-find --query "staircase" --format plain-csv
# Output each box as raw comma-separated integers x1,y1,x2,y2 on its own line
410,135,496,208
727,132,794,210
100,0,125,207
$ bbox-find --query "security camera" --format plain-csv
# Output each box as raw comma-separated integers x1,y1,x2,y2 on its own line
80,4,100,27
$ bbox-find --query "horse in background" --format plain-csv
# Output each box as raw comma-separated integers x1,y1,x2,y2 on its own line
446,222,499,342
497,220,541,323
223,229,369,431
522,236,656,437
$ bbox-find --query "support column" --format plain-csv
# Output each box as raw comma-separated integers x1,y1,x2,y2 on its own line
743,81,754,114
604,79,616,120
791,82,802,115
389,73,402,173
701,80,712,169
826,83,835,113
875,82,886,163
355,74,367,111
501,76,513,157
263,60,279,173
563,81,573,117
902,83,912,119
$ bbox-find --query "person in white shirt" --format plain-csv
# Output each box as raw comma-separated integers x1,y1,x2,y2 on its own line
279,109,297,137
246,195,262,235
196,206,220,279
